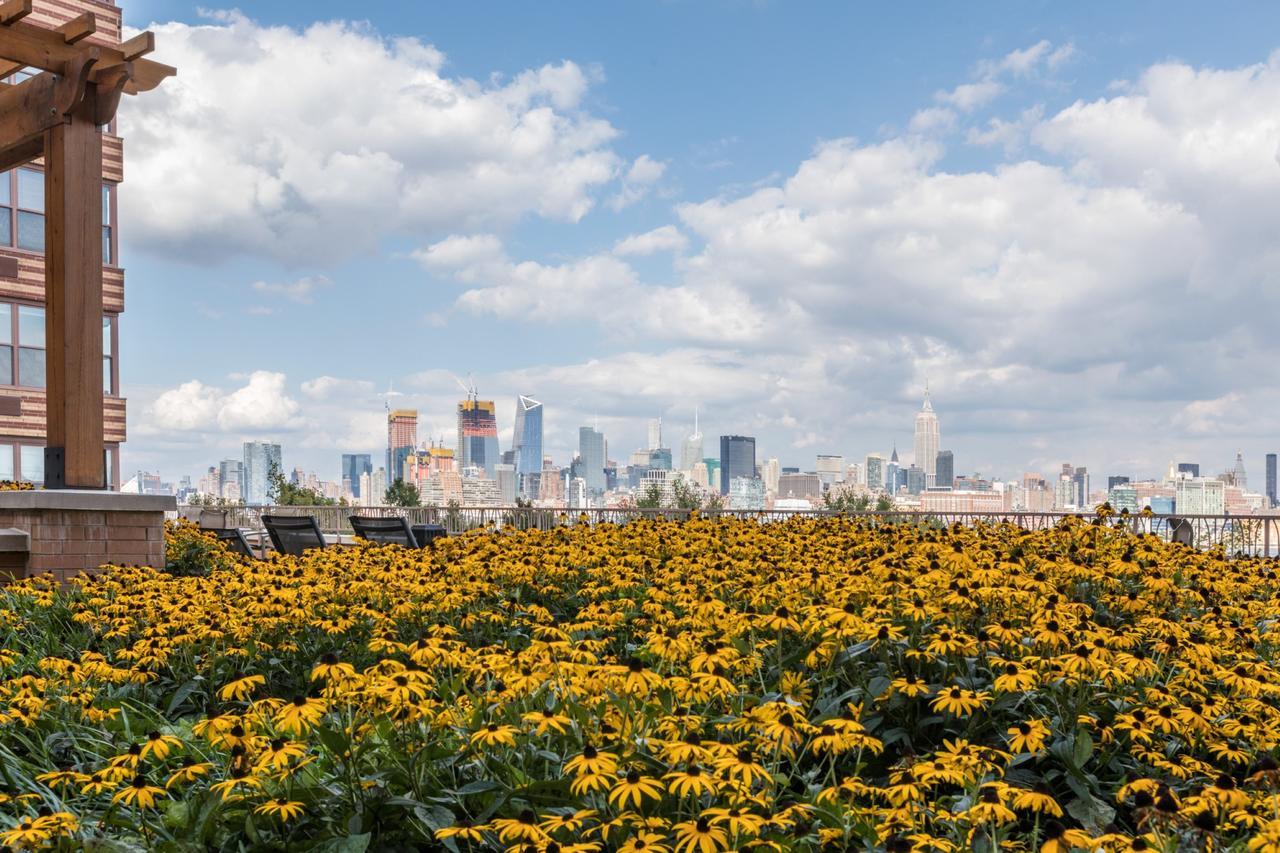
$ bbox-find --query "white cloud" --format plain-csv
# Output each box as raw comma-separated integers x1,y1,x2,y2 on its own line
936,80,1004,112
301,376,377,399
251,275,332,304
122,12,627,264
608,154,668,210
144,370,303,433
612,225,689,256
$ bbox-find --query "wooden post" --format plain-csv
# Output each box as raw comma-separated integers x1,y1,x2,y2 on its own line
44,94,104,489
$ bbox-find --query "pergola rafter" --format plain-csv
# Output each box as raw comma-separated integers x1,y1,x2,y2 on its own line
0,0,173,488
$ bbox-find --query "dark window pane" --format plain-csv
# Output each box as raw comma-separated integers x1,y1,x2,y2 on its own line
18,347,43,388
17,169,42,212
17,211,42,252
0,345,11,385
0,444,12,481
18,307,42,347
103,356,112,395
0,206,10,246
19,445,42,485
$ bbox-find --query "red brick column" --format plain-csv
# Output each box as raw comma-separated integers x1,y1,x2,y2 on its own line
0,492,173,583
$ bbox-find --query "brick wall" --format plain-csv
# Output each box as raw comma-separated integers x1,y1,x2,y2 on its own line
0,495,172,583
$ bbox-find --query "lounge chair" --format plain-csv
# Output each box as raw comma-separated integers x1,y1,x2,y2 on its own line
261,514,327,556
349,515,419,548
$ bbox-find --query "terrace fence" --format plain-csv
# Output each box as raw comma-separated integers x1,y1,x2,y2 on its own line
175,505,1280,557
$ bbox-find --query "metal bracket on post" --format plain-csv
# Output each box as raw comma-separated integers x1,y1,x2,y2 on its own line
44,446,64,489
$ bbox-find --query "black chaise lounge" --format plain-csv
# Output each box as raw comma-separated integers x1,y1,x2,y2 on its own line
261,514,327,556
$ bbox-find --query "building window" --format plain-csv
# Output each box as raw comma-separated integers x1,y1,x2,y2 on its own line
103,315,115,396
0,443,11,481
17,305,43,388
18,444,42,485
0,170,114,260
16,168,43,253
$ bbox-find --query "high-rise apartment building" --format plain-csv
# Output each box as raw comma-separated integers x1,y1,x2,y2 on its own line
341,453,372,499
935,450,954,489
719,435,756,495
1267,453,1277,508
647,418,663,451
1072,466,1090,508
511,395,543,496
1107,475,1131,491
457,396,499,478
243,441,281,506
578,426,606,494
913,386,940,480
387,409,417,483
865,454,885,492
218,459,244,501
1176,462,1200,478
0,6,133,487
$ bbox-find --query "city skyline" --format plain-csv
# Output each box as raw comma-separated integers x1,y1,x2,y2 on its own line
116,4,1280,483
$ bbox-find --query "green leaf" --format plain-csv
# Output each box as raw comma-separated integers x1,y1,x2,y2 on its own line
308,835,372,853
413,804,456,832
448,779,499,796
165,677,205,717
1066,793,1115,835
1073,731,1094,769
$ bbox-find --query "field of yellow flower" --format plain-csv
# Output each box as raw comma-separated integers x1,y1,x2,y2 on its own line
2,515,1280,851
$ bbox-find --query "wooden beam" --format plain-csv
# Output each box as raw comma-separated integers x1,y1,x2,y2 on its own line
44,95,105,489
0,71,64,152
117,31,152,61
0,135,40,172
0,0,31,26
56,13,96,45
0,22,173,93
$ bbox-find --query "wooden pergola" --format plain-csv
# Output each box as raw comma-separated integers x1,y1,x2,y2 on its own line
0,0,172,488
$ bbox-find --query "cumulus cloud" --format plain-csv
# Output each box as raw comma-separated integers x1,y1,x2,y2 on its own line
608,154,668,210
121,12,627,264
612,225,689,256
145,371,303,433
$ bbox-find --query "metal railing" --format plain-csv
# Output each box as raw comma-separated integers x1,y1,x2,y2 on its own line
174,505,1280,556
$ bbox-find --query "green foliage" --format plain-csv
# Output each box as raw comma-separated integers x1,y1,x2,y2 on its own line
635,482,663,509
824,489,872,512
384,478,421,507
267,461,336,506
163,520,241,577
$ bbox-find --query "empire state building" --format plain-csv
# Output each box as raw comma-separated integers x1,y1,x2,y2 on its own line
914,386,940,479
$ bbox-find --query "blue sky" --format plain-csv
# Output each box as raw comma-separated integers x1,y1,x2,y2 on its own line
120,2,1280,486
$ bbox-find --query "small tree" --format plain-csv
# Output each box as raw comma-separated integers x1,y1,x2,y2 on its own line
875,495,894,512
267,462,335,506
671,478,703,511
384,478,421,508
823,490,872,512
636,483,663,509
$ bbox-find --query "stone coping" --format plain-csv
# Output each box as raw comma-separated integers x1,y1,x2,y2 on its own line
0,527,29,551
0,490,176,512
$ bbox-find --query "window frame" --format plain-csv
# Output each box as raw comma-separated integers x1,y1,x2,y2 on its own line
0,169,118,263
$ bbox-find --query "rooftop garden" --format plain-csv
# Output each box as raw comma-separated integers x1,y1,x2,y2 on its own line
0,516,1278,851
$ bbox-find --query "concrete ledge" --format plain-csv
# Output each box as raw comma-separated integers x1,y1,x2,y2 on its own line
0,491,176,512
0,528,30,551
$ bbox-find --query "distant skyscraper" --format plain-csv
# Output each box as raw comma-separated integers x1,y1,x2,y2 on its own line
865,454,885,492
815,455,845,487
648,418,663,451
218,459,244,501
511,395,543,497
387,409,418,483
719,435,756,495
1233,451,1247,490
457,395,500,478
341,453,372,499
886,446,901,493
935,450,954,489
906,465,925,495
680,410,703,472
1263,453,1277,507
578,427,607,494
913,385,940,479
649,447,673,471
1072,467,1090,508
1107,475,1131,491
762,457,780,494
1177,462,1200,478
243,440,281,506
495,463,517,504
